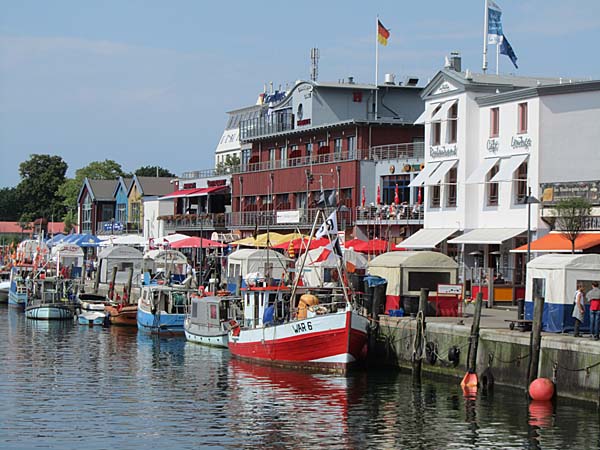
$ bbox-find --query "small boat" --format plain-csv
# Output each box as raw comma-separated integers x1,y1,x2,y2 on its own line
136,284,194,334
77,293,109,312
78,311,107,326
184,294,242,348
25,277,76,320
105,303,138,327
8,265,34,310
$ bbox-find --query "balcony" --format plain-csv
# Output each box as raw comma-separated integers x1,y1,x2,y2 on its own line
96,221,138,235
240,112,294,141
226,208,353,230
180,167,240,180
368,142,424,161
355,204,424,224
161,214,227,233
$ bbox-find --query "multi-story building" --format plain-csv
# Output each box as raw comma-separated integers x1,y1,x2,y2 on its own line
403,52,600,296
77,178,118,235
230,76,425,238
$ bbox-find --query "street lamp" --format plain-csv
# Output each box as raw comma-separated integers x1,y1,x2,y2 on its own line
526,187,540,264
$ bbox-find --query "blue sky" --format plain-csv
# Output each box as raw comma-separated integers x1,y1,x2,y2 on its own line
1,0,599,187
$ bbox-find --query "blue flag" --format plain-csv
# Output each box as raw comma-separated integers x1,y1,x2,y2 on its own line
500,35,518,69
487,0,503,44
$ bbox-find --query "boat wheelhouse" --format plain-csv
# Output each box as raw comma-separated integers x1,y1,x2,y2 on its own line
136,284,193,333
25,277,76,320
184,294,242,348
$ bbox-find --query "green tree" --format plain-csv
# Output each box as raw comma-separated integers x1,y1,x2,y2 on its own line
0,187,22,221
18,212,34,233
215,155,241,175
554,197,592,254
135,165,176,178
16,154,68,219
58,159,128,223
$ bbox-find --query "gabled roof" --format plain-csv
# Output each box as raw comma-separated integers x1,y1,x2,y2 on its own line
421,68,571,100
77,178,119,203
113,177,133,198
129,175,174,197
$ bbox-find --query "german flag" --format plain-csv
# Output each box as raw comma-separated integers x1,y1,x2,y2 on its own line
378,20,390,46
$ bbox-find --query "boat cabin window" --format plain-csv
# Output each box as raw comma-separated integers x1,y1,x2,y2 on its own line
210,304,217,320
192,301,198,318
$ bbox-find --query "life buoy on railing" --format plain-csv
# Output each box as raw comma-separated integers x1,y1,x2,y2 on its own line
419,163,425,170
403,164,412,172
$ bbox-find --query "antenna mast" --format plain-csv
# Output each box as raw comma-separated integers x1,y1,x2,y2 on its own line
310,48,319,82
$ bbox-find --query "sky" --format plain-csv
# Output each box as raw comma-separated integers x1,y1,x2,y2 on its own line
1,0,599,188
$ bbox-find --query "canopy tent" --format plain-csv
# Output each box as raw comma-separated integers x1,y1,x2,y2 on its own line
97,245,144,284
109,234,147,247
231,232,298,248
298,247,368,287
368,251,458,313
45,233,65,247
72,233,102,248
226,248,292,291
143,249,188,276
16,239,49,265
170,237,226,249
512,232,600,253
525,254,600,333
51,244,84,275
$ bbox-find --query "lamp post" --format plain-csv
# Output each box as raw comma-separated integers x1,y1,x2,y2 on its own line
526,187,540,265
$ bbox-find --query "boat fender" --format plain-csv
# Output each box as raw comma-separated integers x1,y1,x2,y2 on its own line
425,341,437,365
447,346,460,367
480,367,494,392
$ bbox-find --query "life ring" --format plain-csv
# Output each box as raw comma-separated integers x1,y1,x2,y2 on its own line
403,164,412,172
419,163,425,170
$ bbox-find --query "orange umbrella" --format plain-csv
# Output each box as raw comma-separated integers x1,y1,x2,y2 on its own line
170,237,226,249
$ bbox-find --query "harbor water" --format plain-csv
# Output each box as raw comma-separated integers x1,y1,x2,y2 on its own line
1,305,597,450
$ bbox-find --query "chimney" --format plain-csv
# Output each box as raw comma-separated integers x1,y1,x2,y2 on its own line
347,76,355,84
448,52,462,72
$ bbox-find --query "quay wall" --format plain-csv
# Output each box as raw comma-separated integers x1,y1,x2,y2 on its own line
374,317,600,404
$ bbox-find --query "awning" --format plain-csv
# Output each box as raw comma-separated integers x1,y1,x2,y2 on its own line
448,228,526,245
490,154,528,182
429,103,445,122
439,99,458,120
465,157,500,184
425,159,457,186
511,233,600,253
408,161,441,187
396,228,458,249
414,102,435,125
159,185,228,200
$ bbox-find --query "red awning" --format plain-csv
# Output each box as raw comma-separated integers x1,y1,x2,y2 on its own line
159,185,228,200
512,233,600,253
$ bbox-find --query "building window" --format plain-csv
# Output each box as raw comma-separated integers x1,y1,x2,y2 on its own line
269,148,276,167
382,175,410,205
430,185,440,208
241,149,251,170
347,136,356,154
82,194,92,233
334,138,342,158
431,104,442,146
280,146,287,168
487,164,499,206
306,142,313,159
518,102,528,134
116,203,126,224
514,161,528,204
447,103,458,144
490,107,499,138
445,167,457,207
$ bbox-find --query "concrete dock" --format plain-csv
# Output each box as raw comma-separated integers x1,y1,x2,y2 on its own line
374,305,600,404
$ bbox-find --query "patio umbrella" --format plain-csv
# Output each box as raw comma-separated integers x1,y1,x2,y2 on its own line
74,233,102,248
376,185,381,205
394,183,400,205
273,237,329,253
46,233,65,247
353,239,390,255
361,186,366,208
170,237,226,249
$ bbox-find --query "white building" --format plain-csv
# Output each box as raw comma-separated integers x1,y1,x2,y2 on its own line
402,53,600,288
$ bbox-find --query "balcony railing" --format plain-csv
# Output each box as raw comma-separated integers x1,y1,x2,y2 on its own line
242,149,361,173
240,112,294,141
96,221,138,235
227,208,353,230
180,167,239,180
161,214,227,233
355,204,424,222
369,142,424,161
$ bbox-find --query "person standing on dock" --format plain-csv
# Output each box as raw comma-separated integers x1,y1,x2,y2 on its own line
587,281,600,340
572,285,586,337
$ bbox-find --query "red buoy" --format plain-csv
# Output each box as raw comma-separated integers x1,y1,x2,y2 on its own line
529,378,555,401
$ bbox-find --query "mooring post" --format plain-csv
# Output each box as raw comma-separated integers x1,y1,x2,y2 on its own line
125,267,134,305
108,266,118,300
467,292,484,374
236,274,242,297
527,295,545,389
93,259,101,294
412,288,429,380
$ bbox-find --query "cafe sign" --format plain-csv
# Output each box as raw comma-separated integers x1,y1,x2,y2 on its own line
486,139,499,154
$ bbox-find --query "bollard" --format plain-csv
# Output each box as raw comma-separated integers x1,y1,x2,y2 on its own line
93,259,102,294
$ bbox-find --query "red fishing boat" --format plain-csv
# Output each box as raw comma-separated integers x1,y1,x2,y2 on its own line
105,303,138,327
227,210,370,374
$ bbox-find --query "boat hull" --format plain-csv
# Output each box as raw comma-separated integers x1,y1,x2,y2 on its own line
0,289,8,304
184,322,228,348
137,306,185,334
8,291,27,310
228,310,369,374
78,311,107,326
105,305,138,327
26,304,74,320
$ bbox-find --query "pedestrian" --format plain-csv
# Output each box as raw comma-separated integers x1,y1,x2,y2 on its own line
587,281,600,340
572,284,586,337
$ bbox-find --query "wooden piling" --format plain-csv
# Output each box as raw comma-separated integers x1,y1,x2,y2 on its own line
527,295,545,389
125,267,134,305
93,259,101,294
108,266,118,300
412,288,429,380
467,292,484,374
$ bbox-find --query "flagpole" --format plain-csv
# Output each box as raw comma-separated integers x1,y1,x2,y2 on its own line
375,15,379,120
482,0,489,73
496,40,500,75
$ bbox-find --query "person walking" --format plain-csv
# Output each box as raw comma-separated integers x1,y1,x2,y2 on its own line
572,284,586,337
587,281,600,340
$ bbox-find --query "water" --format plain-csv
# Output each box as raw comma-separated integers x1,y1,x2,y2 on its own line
1,305,598,450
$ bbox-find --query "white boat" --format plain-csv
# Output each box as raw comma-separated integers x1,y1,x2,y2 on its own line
184,294,241,348
78,311,107,326
77,293,109,312
25,277,76,321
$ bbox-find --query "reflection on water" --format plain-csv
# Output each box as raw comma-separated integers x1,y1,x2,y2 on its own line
0,305,597,449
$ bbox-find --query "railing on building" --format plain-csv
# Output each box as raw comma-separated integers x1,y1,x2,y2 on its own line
161,214,227,233
355,204,424,222
368,142,424,161
180,167,239,180
240,112,294,141
227,208,353,230
96,221,139,235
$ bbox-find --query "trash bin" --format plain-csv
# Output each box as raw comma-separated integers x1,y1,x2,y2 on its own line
517,298,525,321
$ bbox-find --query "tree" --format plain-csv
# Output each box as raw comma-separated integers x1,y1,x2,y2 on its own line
0,187,22,221
16,154,68,219
215,155,241,175
554,197,592,254
135,165,176,178
58,159,129,222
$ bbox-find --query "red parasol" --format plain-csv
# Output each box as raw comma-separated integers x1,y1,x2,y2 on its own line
352,239,390,255
376,185,381,205
417,186,422,205
273,237,330,253
394,183,400,204
361,186,366,208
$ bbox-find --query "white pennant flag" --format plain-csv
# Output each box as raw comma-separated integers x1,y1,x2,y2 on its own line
316,211,338,239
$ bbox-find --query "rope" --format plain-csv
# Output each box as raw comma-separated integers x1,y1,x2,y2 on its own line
549,358,600,373
488,351,530,366
412,311,425,362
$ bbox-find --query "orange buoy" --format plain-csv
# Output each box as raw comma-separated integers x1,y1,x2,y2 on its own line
529,378,555,401
460,371,478,388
